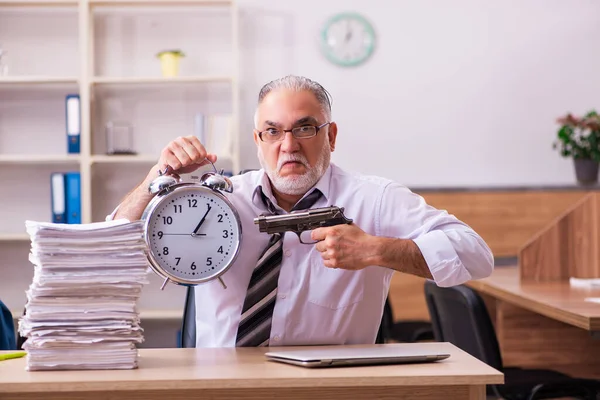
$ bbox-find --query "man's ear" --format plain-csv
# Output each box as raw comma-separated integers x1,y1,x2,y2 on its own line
253,129,260,146
328,122,338,152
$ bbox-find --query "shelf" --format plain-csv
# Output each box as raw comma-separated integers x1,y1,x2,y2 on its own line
0,76,78,85
91,75,233,85
91,154,157,164
140,309,182,320
0,0,230,5
89,0,231,6
10,310,22,321
0,0,77,6
0,154,81,164
0,233,29,241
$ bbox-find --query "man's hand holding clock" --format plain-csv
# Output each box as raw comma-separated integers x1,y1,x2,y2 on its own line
156,135,218,177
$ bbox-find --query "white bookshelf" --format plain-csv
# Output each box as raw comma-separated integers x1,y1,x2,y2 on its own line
0,154,81,163
91,75,233,85
0,234,29,242
0,76,79,84
0,0,77,6
0,0,240,323
89,0,232,5
91,154,158,163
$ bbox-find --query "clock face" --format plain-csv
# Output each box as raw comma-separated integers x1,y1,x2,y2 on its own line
321,12,376,67
144,185,242,285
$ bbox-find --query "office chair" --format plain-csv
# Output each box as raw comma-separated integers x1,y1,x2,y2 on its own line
0,299,16,350
381,298,434,343
424,280,600,400
180,285,388,347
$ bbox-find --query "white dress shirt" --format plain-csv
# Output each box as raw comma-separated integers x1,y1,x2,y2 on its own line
108,163,494,348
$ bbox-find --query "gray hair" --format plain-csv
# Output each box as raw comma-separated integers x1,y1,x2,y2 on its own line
254,75,332,128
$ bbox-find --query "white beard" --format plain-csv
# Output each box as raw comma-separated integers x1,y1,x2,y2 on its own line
258,143,330,196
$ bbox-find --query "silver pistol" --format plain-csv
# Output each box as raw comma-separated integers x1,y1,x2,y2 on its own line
253,206,353,244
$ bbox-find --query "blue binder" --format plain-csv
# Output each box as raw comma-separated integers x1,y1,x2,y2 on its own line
65,172,81,224
65,94,80,154
50,172,66,223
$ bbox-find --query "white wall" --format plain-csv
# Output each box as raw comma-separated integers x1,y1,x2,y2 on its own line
237,0,600,187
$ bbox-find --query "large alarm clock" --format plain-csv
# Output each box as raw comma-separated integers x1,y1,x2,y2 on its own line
141,161,242,289
320,12,376,67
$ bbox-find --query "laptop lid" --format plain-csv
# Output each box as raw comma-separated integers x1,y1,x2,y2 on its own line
264,344,450,368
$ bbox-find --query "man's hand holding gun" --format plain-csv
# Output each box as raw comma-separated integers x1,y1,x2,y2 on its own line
253,206,352,244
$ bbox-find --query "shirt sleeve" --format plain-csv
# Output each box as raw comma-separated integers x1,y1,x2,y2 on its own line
105,205,120,221
378,183,494,287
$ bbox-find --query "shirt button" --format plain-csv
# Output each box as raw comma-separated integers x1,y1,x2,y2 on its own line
273,335,281,341
279,294,286,299
284,250,291,257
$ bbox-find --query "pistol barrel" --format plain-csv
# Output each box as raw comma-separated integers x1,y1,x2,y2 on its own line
253,206,352,235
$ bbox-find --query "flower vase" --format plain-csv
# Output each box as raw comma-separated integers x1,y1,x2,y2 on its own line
573,158,599,185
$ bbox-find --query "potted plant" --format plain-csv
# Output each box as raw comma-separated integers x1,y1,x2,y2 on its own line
553,110,600,185
156,49,185,77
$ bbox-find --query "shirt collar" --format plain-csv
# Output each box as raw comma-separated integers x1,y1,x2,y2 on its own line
251,164,332,213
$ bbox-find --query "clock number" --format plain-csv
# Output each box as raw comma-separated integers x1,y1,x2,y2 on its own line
188,199,198,208
157,231,163,239
191,262,197,270
222,230,229,238
206,257,212,266
173,204,182,213
175,257,181,266
163,247,169,255
163,216,173,225
217,246,223,254
217,214,223,223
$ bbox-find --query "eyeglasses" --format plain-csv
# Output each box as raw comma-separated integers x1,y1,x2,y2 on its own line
257,122,331,142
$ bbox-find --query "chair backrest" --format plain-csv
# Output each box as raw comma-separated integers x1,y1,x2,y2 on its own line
180,286,196,348
0,299,16,350
424,280,503,370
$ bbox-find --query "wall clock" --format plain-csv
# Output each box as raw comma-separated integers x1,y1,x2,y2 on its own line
320,12,376,67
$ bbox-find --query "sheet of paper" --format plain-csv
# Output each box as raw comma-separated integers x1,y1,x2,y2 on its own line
18,220,150,371
569,277,600,288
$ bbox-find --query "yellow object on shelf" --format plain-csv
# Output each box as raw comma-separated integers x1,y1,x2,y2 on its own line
157,50,185,78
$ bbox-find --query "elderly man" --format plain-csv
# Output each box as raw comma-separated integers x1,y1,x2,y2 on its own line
112,75,494,348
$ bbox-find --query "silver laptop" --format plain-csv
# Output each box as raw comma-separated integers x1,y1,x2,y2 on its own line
264,344,450,368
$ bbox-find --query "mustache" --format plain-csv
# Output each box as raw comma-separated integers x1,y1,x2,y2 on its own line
277,154,309,172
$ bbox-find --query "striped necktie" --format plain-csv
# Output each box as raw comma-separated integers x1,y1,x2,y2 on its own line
236,189,322,347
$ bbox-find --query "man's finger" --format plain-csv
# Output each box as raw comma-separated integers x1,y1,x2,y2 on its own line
311,227,328,242
315,241,327,253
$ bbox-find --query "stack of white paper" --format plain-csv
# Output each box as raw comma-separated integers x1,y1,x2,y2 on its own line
18,219,150,371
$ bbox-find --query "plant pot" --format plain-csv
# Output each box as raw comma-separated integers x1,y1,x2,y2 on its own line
573,158,599,185
158,53,182,77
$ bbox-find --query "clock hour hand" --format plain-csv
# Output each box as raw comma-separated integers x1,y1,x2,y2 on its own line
192,205,211,236
344,20,352,42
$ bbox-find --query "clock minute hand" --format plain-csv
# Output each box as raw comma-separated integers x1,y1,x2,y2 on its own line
192,205,211,236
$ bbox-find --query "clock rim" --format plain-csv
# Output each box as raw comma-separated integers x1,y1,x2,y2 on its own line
320,11,376,67
141,183,243,286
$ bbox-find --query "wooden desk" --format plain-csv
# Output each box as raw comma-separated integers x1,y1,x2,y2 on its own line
466,266,600,379
0,343,502,400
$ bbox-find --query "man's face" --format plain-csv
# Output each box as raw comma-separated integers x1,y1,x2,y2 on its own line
253,89,337,196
